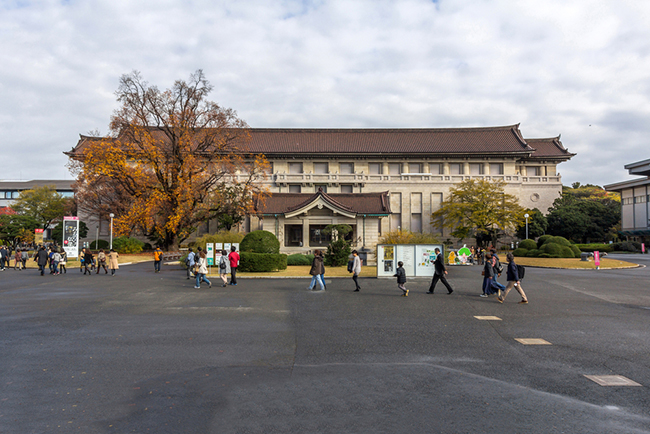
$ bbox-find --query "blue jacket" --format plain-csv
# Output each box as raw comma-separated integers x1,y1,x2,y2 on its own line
395,267,406,283
506,261,520,281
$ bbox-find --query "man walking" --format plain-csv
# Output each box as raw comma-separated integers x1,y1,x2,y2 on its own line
427,248,453,294
0,245,7,271
154,247,163,273
186,248,195,279
228,245,240,286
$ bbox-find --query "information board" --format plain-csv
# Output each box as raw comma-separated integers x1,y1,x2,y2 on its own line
395,245,416,276
415,245,441,276
62,216,80,258
377,244,444,277
206,243,214,266
35,228,44,245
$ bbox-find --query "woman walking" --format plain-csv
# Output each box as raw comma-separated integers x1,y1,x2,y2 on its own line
218,250,230,287
351,250,361,292
194,251,212,289
14,249,22,270
59,250,67,274
96,249,108,274
83,248,94,275
308,250,325,291
108,249,119,276
480,252,494,297
21,249,28,270
498,253,529,304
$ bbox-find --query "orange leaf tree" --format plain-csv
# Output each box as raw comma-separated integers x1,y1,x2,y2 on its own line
69,70,269,249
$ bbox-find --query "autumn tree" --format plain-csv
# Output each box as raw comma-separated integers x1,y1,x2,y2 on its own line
68,70,269,249
432,179,525,247
12,186,68,230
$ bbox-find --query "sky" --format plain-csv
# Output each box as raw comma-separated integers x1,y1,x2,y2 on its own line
1,0,649,186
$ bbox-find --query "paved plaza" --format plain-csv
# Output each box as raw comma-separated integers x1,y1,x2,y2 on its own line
1,255,649,433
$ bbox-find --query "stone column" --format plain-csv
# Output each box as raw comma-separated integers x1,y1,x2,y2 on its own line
463,162,470,175
443,162,450,175
302,218,310,249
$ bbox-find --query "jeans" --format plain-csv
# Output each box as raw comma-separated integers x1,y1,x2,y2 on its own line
352,273,360,289
309,274,325,290
53,261,59,274
231,267,237,285
195,273,210,287
154,260,161,272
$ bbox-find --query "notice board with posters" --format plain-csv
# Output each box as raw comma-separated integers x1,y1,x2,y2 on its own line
62,216,80,258
377,244,444,278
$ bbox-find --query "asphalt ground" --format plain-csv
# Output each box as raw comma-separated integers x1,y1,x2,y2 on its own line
1,256,649,434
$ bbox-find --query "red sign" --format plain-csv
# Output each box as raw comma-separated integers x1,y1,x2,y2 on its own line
35,229,44,233
594,251,600,267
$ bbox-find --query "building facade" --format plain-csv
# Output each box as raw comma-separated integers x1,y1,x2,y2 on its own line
604,158,650,240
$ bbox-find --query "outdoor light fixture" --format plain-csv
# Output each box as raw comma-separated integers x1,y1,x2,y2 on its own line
109,213,115,250
524,213,530,240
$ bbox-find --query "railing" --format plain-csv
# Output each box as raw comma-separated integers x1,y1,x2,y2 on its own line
271,173,561,185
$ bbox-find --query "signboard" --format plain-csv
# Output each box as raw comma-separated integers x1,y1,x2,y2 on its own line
35,228,44,245
643,243,646,254
62,216,80,258
232,243,239,252
206,243,215,266
224,243,231,253
594,251,600,269
377,244,444,277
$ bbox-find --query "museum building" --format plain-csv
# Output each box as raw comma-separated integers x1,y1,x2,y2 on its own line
605,158,650,239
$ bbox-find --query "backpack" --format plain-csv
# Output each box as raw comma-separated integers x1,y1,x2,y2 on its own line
347,259,354,273
516,264,526,280
219,256,227,270
494,258,504,274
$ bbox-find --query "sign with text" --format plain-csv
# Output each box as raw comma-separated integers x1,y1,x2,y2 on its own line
35,228,44,245
206,243,215,266
62,216,80,258
377,244,444,277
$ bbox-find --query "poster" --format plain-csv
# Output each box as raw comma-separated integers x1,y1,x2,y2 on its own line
396,245,415,276
62,216,80,258
594,251,600,269
377,244,443,277
35,228,44,245
415,245,442,276
206,243,214,266
224,243,232,252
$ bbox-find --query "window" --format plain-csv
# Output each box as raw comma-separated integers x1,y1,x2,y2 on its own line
429,163,441,174
60,191,75,198
449,163,462,175
339,163,354,174
313,162,329,174
285,225,303,247
469,163,483,175
340,185,353,193
309,225,330,247
623,197,633,205
409,163,422,173
289,184,301,193
410,214,422,232
388,163,402,175
11,192,20,199
489,163,503,175
288,162,303,174
527,166,541,176
635,196,646,204
368,163,382,174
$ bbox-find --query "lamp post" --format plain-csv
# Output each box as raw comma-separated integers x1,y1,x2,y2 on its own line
524,213,530,240
109,213,115,250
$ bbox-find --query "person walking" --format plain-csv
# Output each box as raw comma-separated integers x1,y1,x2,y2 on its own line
480,252,494,297
218,250,230,287
228,245,239,286
21,249,28,270
154,247,163,273
108,249,119,276
185,248,196,280
427,247,454,294
35,246,48,276
14,249,22,270
83,248,94,275
79,249,85,273
308,249,325,291
96,249,108,274
394,261,408,296
0,245,7,271
351,250,361,292
498,253,529,304
490,248,506,294
52,249,61,275
194,251,212,289
59,250,67,274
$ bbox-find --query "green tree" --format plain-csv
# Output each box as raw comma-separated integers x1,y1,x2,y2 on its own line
323,224,353,266
515,208,548,239
12,186,67,230
51,221,89,243
431,179,525,247
0,215,40,245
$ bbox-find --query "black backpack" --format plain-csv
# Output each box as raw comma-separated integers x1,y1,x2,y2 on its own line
516,264,526,280
347,259,354,273
494,258,504,274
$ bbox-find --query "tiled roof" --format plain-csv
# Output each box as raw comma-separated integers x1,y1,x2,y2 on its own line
246,125,532,155
525,137,575,159
256,191,391,215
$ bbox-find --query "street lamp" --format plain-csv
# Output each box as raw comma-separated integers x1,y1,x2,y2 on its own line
524,213,530,240
109,213,115,250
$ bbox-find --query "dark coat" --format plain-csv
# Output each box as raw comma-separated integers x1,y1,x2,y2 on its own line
395,267,406,284
506,261,520,281
483,260,495,278
309,255,324,276
36,249,48,267
434,253,446,275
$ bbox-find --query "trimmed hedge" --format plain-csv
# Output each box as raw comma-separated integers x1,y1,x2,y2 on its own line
537,235,553,248
112,236,144,254
575,243,615,253
512,248,529,257
90,239,109,250
240,230,280,254
287,254,314,266
560,246,576,258
518,239,537,250
238,252,287,272
526,249,543,257
613,241,642,252
543,243,562,256
570,245,581,257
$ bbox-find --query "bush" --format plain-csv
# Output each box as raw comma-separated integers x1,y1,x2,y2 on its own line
324,239,352,267
190,231,245,253
238,252,287,272
143,243,153,251
542,243,562,256
240,230,280,254
526,249,542,257
287,254,314,266
379,230,440,245
570,245,582,257
537,235,553,248
613,241,641,252
518,239,537,250
112,236,145,254
538,253,555,258
546,236,572,247
560,246,576,258
513,248,529,257
90,239,109,250
575,243,615,253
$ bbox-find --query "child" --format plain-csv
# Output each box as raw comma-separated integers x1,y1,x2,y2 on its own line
394,261,408,297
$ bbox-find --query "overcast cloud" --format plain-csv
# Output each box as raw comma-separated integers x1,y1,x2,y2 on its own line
1,0,649,186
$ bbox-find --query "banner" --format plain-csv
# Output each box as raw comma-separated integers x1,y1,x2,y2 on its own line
62,217,80,258
35,228,44,246
206,243,214,266
594,251,600,269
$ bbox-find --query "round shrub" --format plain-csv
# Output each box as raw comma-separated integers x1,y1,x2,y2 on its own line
613,241,641,252
240,230,280,254
238,252,287,272
570,245,581,257
519,239,537,250
543,243,562,256
513,248,529,257
90,239,109,250
546,236,571,247
537,235,553,248
526,249,542,257
112,236,144,254
560,246,576,258
287,254,314,266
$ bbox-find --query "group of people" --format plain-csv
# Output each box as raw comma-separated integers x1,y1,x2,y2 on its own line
0,245,29,270
481,250,528,304
307,249,362,292
185,245,240,289
79,248,120,275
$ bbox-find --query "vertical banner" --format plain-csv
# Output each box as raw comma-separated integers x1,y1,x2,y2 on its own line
594,251,600,269
62,216,80,258
643,243,646,254
35,228,44,246
206,243,214,266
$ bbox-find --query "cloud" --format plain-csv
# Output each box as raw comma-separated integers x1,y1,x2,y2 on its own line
1,0,649,186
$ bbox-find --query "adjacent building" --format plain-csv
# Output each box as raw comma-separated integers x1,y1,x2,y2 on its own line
604,158,650,240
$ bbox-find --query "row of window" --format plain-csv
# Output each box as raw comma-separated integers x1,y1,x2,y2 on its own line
0,190,74,200
287,185,354,193
285,162,508,175
623,196,650,205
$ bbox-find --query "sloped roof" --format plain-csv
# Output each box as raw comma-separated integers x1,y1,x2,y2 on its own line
256,190,391,216
525,137,575,159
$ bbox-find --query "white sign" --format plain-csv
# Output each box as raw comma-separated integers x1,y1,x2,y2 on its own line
224,243,231,252
376,244,444,278
232,243,239,252
396,245,416,276
62,216,80,258
206,243,214,266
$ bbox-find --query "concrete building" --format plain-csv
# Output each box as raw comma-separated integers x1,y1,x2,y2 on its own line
605,158,650,240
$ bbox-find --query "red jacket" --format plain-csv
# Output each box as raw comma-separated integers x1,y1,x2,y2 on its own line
228,251,240,268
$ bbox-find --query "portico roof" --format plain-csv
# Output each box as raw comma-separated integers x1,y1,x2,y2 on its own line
255,190,391,217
